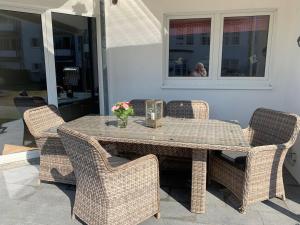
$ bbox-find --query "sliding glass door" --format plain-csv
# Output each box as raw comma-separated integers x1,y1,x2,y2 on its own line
0,9,102,155
0,10,47,154
52,13,99,121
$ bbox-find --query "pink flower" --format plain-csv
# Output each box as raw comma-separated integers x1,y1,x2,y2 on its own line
122,102,129,110
111,105,119,112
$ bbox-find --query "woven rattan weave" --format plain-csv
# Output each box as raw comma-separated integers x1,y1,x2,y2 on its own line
58,126,160,225
24,105,75,185
166,100,209,119
210,108,300,213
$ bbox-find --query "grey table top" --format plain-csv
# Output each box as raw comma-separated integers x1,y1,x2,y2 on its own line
59,116,250,152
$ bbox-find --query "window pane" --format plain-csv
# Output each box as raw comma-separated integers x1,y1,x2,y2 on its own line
169,18,211,77
52,13,99,122
221,15,270,77
0,10,47,153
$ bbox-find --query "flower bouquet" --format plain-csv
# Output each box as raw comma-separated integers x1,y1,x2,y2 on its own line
111,102,134,128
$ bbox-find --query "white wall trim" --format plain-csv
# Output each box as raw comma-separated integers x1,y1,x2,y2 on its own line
42,10,58,106
95,1,105,115
50,8,95,18
0,1,47,14
0,150,40,166
161,82,273,90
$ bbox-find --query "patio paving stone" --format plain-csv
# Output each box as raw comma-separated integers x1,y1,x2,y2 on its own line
0,161,299,225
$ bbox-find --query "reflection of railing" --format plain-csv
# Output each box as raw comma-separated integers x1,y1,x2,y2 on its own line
58,91,92,106
55,49,73,57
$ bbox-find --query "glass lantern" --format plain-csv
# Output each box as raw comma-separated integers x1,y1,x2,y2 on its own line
145,100,163,128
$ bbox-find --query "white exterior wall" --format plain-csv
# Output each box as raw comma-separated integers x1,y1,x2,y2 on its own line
282,4,300,183
105,0,300,182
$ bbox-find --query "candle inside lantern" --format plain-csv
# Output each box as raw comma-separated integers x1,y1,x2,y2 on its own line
145,100,163,128
151,112,155,120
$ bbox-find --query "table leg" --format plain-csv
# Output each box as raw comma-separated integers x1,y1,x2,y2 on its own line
191,150,207,214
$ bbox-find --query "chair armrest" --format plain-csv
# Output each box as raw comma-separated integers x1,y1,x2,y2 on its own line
242,127,251,143
110,154,159,174
35,134,65,154
250,144,287,153
245,144,289,187
37,132,60,139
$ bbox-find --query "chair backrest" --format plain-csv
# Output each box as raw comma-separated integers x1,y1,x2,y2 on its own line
14,96,47,117
166,100,209,119
23,105,65,138
130,99,167,117
248,108,300,147
57,126,110,187
130,99,149,116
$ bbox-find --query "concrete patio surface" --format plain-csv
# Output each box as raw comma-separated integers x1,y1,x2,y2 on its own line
0,160,299,225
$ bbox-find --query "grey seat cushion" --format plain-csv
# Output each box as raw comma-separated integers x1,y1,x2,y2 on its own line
215,151,247,171
108,156,129,167
101,143,129,167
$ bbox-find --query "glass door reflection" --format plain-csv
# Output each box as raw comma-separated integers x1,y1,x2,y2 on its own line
52,13,99,121
0,10,47,154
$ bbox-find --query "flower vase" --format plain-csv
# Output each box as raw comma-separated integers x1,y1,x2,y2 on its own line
117,116,128,128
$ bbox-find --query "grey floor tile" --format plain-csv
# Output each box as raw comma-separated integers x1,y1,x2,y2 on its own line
196,204,263,225
163,219,199,225
160,201,197,223
0,163,299,225
0,182,38,201
259,210,300,225
140,217,165,225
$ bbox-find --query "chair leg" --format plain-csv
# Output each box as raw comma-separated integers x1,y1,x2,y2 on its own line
277,193,286,201
71,212,76,220
239,205,247,214
155,212,161,219
281,184,286,201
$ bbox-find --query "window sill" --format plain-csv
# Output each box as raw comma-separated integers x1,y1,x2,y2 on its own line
161,80,273,90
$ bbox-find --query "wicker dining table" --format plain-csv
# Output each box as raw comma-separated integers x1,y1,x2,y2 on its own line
61,115,250,214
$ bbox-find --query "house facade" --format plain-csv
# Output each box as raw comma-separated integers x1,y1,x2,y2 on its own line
0,0,300,182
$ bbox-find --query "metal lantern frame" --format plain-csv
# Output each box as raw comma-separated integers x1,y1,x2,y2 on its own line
145,100,163,128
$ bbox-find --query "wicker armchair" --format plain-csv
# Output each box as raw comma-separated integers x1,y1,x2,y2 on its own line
166,100,209,119
210,108,300,213
23,105,75,185
58,126,160,225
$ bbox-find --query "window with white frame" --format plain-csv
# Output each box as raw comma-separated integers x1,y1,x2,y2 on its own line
165,11,273,86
